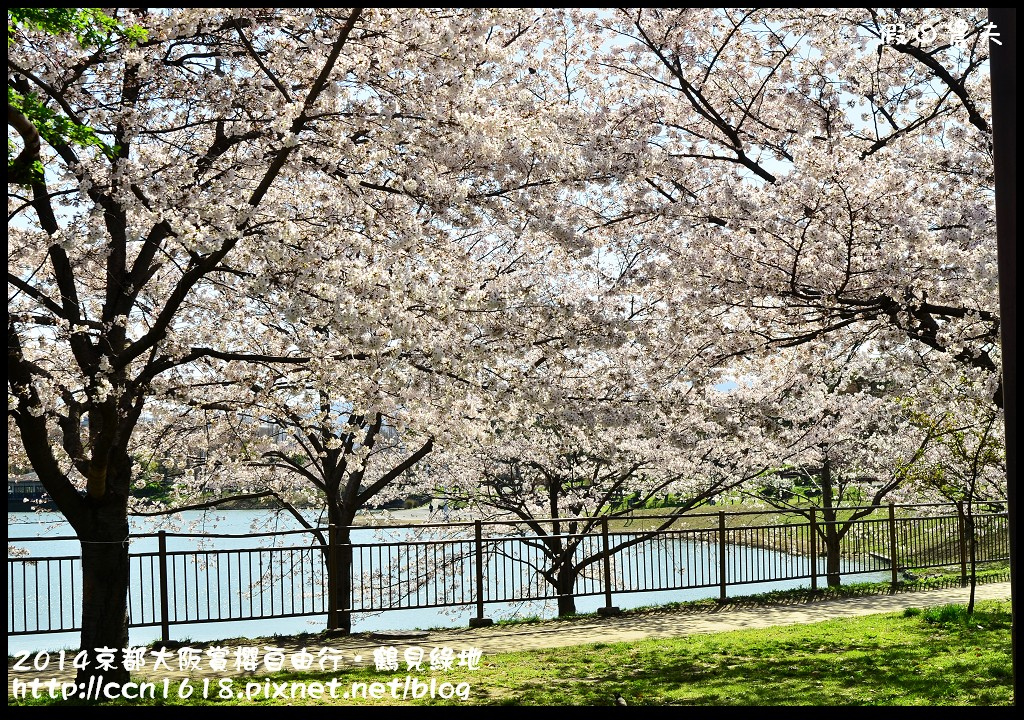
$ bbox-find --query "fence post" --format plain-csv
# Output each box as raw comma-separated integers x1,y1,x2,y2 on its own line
718,511,728,601
887,503,899,593
598,516,620,617
956,500,968,587
809,509,818,592
327,524,338,631
469,520,492,628
158,530,170,644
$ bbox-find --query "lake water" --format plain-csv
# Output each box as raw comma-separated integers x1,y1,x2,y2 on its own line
8,509,889,654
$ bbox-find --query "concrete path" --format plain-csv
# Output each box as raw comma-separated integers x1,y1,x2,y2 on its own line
8,581,1012,696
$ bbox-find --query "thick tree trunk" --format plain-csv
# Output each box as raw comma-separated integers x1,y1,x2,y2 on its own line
327,499,356,634
824,534,843,588
555,560,577,616
75,491,131,689
819,457,843,588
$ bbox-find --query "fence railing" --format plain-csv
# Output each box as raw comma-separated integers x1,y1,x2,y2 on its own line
7,502,1010,641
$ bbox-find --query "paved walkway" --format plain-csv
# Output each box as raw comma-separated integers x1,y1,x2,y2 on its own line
8,581,1012,695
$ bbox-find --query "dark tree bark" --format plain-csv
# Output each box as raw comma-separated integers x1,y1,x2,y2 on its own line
7,10,362,693
554,558,578,616
78,505,131,688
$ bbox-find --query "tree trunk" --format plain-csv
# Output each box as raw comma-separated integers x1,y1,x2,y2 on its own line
824,532,843,588
327,500,356,634
966,509,977,616
819,457,843,588
75,494,131,689
555,560,577,616
336,526,354,634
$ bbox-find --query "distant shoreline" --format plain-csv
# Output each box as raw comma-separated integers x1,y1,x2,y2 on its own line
8,502,444,526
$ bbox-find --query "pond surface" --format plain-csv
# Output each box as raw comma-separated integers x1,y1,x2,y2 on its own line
8,509,889,654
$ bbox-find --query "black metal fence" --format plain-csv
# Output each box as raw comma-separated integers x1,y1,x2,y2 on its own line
7,502,1010,641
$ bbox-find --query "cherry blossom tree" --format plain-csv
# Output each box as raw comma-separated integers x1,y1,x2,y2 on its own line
510,9,1003,594
434,272,786,614
147,346,447,635
442,410,777,616
561,8,1000,404
733,342,940,587
903,378,1006,613
8,8,376,686
8,6,1004,688
7,6,591,685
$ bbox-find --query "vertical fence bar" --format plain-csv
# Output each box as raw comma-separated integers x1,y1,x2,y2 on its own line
158,530,170,644
58,558,66,630
718,511,728,601
888,504,899,592
598,517,620,616
469,520,492,627
809,509,818,592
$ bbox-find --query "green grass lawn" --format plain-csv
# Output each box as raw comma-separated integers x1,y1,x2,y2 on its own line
10,598,1012,707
